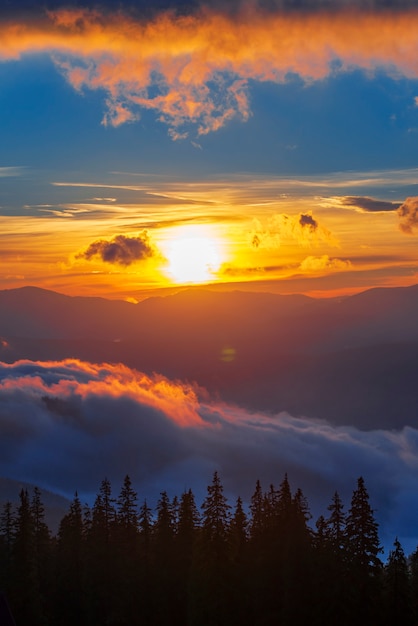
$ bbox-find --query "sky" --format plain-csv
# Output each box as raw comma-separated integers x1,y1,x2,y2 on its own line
2,0,418,300
3,0,418,554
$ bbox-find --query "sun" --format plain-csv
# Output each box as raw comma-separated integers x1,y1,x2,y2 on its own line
162,225,223,284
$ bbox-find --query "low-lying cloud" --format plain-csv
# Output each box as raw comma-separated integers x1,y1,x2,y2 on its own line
3,7,418,135
1,358,418,552
77,232,161,265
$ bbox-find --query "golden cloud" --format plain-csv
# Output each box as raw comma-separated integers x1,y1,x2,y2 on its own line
299,255,352,271
1,8,418,135
250,211,338,248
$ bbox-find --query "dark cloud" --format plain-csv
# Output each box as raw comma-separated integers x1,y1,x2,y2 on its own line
251,234,261,248
398,197,418,234
1,358,418,552
342,196,401,212
299,213,318,230
78,232,160,266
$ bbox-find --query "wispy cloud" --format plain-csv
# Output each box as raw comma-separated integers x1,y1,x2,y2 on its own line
337,196,402,213
1,358,418,551
0,166,25,177
3,8,418,135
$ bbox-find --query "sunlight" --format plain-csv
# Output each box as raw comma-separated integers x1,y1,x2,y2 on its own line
162,225,223,284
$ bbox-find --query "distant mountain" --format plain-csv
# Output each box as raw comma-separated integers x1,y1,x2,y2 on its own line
1,283,418,429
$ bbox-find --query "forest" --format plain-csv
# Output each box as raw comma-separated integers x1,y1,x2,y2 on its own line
0,472,416,626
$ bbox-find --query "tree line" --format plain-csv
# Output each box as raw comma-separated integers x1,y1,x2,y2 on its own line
0,472,417,625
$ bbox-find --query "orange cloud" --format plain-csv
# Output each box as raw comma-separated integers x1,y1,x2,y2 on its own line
250,211,338,248
0,359,205,428
398,197,418,234
299,254,352,271
2,8,418,135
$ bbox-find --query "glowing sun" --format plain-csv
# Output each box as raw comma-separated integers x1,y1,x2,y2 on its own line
163,226,223,284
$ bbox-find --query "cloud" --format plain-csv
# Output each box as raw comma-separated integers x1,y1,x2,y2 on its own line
299,254,352,271
250,211,338,247
77,232,162,265
0,166,25,177
340,196,402,212
3,7,418,135
1,358,418,551
397,197,418,234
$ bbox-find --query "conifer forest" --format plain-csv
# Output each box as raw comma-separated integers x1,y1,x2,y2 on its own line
1,472,417,626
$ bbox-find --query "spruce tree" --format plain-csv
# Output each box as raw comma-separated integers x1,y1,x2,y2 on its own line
189,471,231,626
55,493,86,626
345,477,382,571
86,479,117,625
153,491,177,625
0,502,15,596
383,538,412,625
115,476,140,625
345,477,383,624
31,487,52,623
9,489,43,625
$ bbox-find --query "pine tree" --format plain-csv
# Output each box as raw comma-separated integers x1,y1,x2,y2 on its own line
409,545,418,622
86,479,117,625
345,477,383,624
326,491,346,554
136,500,154,625
117,474,138,534
31,487,52,623
249,479,264,544
115,476,140,625
153,491,177,625
189,471,231,626
9,489,43,625
55,492,86,626
0,501,15,595
345,477,382,571
229,497,248,563
176,490,199,626
383,538,412,625
228,497,251,626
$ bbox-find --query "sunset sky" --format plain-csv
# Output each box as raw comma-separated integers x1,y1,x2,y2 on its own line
5,0,418,555
2,0,418,300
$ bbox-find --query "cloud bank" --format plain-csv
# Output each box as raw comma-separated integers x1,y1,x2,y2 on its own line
1,358,418,551
3,7,418,135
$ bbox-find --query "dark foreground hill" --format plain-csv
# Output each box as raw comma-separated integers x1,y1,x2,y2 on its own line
1,283,418,429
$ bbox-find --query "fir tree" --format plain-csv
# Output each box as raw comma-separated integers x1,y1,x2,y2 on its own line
189,472,231,626
384,538,412,625
0,501,15,594
9,489,43,625
345,477,383,624
55,492,86,626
